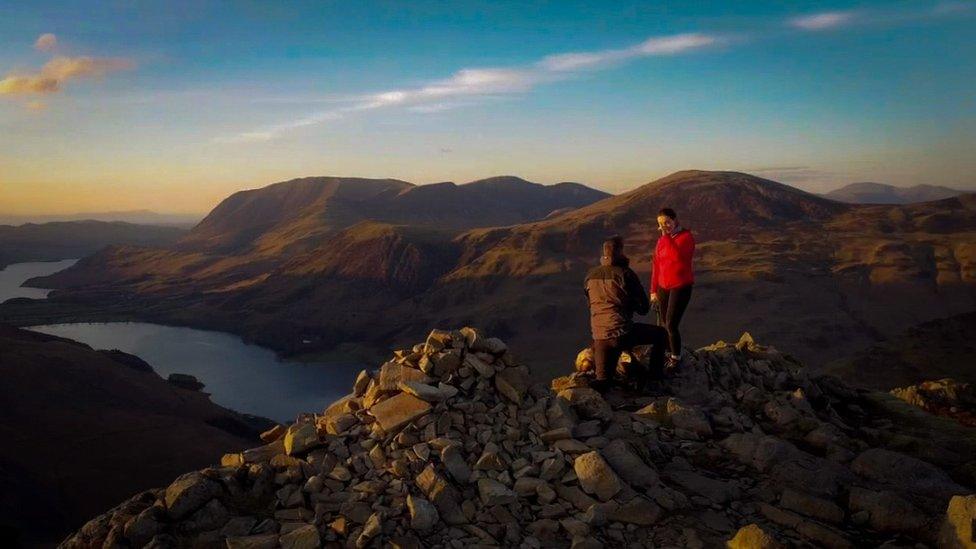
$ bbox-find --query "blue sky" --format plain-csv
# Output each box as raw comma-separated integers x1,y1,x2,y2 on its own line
0,0,974,214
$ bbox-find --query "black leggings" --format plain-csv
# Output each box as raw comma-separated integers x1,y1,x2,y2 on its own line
657,284,692,355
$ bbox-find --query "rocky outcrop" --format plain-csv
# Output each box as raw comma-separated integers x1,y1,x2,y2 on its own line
62,330,976,548
891,378,976,427
168,373,206,391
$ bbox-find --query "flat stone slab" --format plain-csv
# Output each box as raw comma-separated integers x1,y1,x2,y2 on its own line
370,392,432,433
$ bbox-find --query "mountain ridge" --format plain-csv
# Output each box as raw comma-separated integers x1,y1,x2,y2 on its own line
177,175,610,255
0,220,186,270
822,182,965,204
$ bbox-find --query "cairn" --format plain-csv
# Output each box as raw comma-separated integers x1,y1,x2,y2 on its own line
62,329,976,548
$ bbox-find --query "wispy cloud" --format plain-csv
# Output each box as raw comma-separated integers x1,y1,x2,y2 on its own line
789,11,857,31
218,32,722,143
538,33,717,72
0,33,135,105
789,2,972,32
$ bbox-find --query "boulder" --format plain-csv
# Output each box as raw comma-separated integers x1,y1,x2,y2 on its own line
574,451,622,501
279,523,320,549
416,464,466,525
259,424,286,443
939,494,976,548
429,349,462,377
496,366,529,404
478,478,517,505
779,488,844,524
464,353,495,378
398,380,457,402
848,487,928,535
284,422,321,456
559,388,612,421
726,523,784,549
369,392,432,433
440,444,472,483
407,495,439,532
425,329,455,353
851,448,963,498
123,506,166,547
163,472,221,519
601,439,659,488
352,370,371,397
606,497,661,525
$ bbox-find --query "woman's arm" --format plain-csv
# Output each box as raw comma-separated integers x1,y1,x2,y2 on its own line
650,241,661,294
675,231,695,265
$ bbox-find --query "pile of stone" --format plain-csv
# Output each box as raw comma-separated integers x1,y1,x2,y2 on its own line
62,329,976,548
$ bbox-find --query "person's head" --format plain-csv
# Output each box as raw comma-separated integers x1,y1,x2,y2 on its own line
657,207,677,233
601,235,625,265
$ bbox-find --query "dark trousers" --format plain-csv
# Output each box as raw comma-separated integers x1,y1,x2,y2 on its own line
657,284,693,355
593,323,667,382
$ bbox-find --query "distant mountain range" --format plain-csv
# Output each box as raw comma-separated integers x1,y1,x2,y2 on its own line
178,175,609,253
0,209,203,227
822,182,965,204
0,220,186,270
5,170,976,381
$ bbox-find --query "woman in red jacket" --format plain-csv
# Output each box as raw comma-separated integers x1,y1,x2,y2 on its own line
650,207,695,369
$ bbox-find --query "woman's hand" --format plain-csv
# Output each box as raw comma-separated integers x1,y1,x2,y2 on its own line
650,292,659,303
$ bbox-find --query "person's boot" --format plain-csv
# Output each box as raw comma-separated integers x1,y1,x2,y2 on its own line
665,352,682,373
590,378,614,394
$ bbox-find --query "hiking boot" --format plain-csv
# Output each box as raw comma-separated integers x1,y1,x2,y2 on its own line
590,378,614,394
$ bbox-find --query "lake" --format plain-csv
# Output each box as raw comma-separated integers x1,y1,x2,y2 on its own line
0,258,78,300
0,260,364,422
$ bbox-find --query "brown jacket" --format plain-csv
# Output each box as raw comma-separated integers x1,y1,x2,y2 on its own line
584,256,650,340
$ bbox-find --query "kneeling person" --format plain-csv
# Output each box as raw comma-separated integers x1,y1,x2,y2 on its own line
584,236,667,392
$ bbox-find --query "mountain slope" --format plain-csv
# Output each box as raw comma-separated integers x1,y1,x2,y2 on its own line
823,311,976,390
823,182,965,204
7,171,976,378
0,220,185,269
0,326,268,546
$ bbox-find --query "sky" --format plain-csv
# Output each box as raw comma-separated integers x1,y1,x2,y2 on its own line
0,0,974,215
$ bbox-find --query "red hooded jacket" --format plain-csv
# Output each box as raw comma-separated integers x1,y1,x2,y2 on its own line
651,228,695,294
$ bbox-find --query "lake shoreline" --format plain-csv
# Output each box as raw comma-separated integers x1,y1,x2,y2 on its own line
2,260,366,423
0,292,391,365
30,320,365,423
0,258,79,300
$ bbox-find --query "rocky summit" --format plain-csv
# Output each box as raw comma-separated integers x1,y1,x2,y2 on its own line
62,329,976,548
